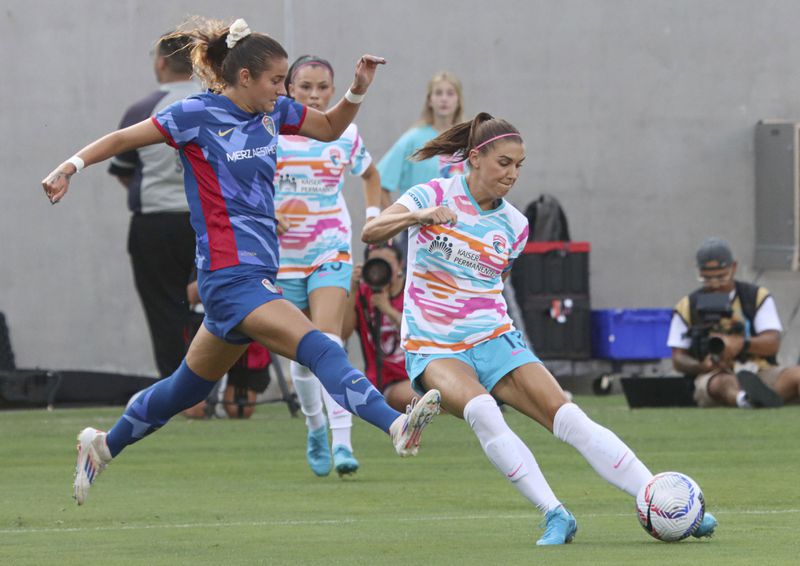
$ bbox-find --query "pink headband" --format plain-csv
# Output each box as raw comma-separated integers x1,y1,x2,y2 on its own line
291,60,334,82
473,132,522,151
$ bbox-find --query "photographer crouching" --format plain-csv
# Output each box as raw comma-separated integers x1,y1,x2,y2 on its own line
342,241,417,412
667,238,800,408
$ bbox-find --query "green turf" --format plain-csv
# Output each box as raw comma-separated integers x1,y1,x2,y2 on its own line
1,396,798,565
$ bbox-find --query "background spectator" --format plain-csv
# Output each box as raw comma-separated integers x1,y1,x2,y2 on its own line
343,241,416,412
108,32,199,378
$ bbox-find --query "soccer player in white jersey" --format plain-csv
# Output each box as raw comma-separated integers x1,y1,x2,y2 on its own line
275,55,382,477
362,112,717,545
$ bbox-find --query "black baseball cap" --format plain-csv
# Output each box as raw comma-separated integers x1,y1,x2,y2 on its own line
696,237,734,269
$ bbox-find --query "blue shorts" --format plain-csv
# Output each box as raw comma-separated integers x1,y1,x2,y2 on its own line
405,331,542,395
197,264,284,345
277,262,352,311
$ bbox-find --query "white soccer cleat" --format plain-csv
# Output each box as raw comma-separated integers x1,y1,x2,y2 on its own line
390,389,441,457
73,427,112,505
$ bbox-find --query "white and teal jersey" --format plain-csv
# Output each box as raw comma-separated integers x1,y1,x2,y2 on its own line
396,175,529,353
274,124,372,278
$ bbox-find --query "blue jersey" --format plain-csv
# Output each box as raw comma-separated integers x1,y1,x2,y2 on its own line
153,92,307,271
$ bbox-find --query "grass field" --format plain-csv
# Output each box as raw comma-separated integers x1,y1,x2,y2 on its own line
1,395,798,565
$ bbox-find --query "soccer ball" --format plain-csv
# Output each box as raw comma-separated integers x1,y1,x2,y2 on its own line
636,472,705,542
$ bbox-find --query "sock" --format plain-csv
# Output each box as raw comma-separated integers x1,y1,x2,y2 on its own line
290,360,326,430
322,388,353,450
736,390,752,408
106,360,215,457
464,394,561,513
320,333,353,450
296,330,400,433
553,402,653,496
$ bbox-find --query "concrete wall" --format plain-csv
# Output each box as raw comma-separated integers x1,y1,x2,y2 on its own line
2,0,798,374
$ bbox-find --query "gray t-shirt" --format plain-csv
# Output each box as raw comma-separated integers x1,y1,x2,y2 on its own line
109,81,200,214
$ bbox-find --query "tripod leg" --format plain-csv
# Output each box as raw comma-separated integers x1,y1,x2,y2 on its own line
203,378,225,418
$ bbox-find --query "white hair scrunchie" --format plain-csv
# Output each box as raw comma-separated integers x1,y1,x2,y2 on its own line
226,18,252,49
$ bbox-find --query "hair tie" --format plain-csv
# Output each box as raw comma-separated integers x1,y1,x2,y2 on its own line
226,18,252,49
473,132,522,151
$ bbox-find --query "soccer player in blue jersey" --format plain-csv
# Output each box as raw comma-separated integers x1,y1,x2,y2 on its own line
41,17,440,506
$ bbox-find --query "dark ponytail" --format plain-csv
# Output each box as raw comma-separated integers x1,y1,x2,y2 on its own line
166,17,287,92
412,112,521,162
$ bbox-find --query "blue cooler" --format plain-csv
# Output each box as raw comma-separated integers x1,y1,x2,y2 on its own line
591,309,673,360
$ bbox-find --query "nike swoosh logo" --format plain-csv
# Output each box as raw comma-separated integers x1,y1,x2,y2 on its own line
351,376,367,385
511,349,525,356
645,494,655,533
507,463,523,479
613,451,628,469
217,127,235,137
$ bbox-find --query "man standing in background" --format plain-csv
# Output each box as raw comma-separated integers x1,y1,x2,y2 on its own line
108,33,199,378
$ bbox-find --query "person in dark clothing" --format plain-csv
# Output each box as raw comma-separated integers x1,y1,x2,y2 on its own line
108,32,199,377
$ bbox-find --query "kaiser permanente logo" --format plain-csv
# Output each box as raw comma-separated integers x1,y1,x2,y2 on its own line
428,235,500,277
226,145,277,162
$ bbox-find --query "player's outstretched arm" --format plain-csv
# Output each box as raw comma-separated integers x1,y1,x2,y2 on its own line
42,119,166,204
362,203,456,244
299,54,385,143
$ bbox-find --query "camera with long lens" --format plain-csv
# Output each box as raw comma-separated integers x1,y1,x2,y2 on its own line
685,292,742,363
361,257,392,291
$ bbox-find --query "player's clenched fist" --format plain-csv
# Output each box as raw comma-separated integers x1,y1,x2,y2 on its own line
414,206,457,226
41,163,76,204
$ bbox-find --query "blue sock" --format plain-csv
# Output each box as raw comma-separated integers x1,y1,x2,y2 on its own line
106,360,215,457
296,330,400,433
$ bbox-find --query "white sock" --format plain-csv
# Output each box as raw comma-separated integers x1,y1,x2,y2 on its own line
320,333,353,450
464,394,561,513
553,403,652,496
322,387,353,450
290,360,325,430
736,390,752,408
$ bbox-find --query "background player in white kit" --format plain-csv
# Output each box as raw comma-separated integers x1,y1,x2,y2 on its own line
275,55,382,477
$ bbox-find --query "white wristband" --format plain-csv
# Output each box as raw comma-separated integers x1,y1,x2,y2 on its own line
365,206,380,219
66,155,85,173
344,89,365,104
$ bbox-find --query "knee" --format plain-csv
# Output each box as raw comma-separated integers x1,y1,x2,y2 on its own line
296,330,342,367
785,366,800,384
544,398,570,429
463,394,504,432
384,383,412,413
224,388,255,419
707,373,736,399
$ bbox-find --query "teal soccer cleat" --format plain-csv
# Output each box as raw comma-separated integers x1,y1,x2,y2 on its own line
536,506,578,545
333,445,359,477
306,425,331,477
692,511,717,538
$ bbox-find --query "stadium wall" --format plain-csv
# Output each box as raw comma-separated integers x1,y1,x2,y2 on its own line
1,0,798,373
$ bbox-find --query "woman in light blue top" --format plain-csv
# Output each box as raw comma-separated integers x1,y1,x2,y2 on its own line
377,71,465,208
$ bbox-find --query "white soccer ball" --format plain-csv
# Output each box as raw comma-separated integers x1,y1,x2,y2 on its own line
636,472,705,542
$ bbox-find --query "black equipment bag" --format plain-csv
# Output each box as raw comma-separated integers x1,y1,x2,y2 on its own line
525,194,571,241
